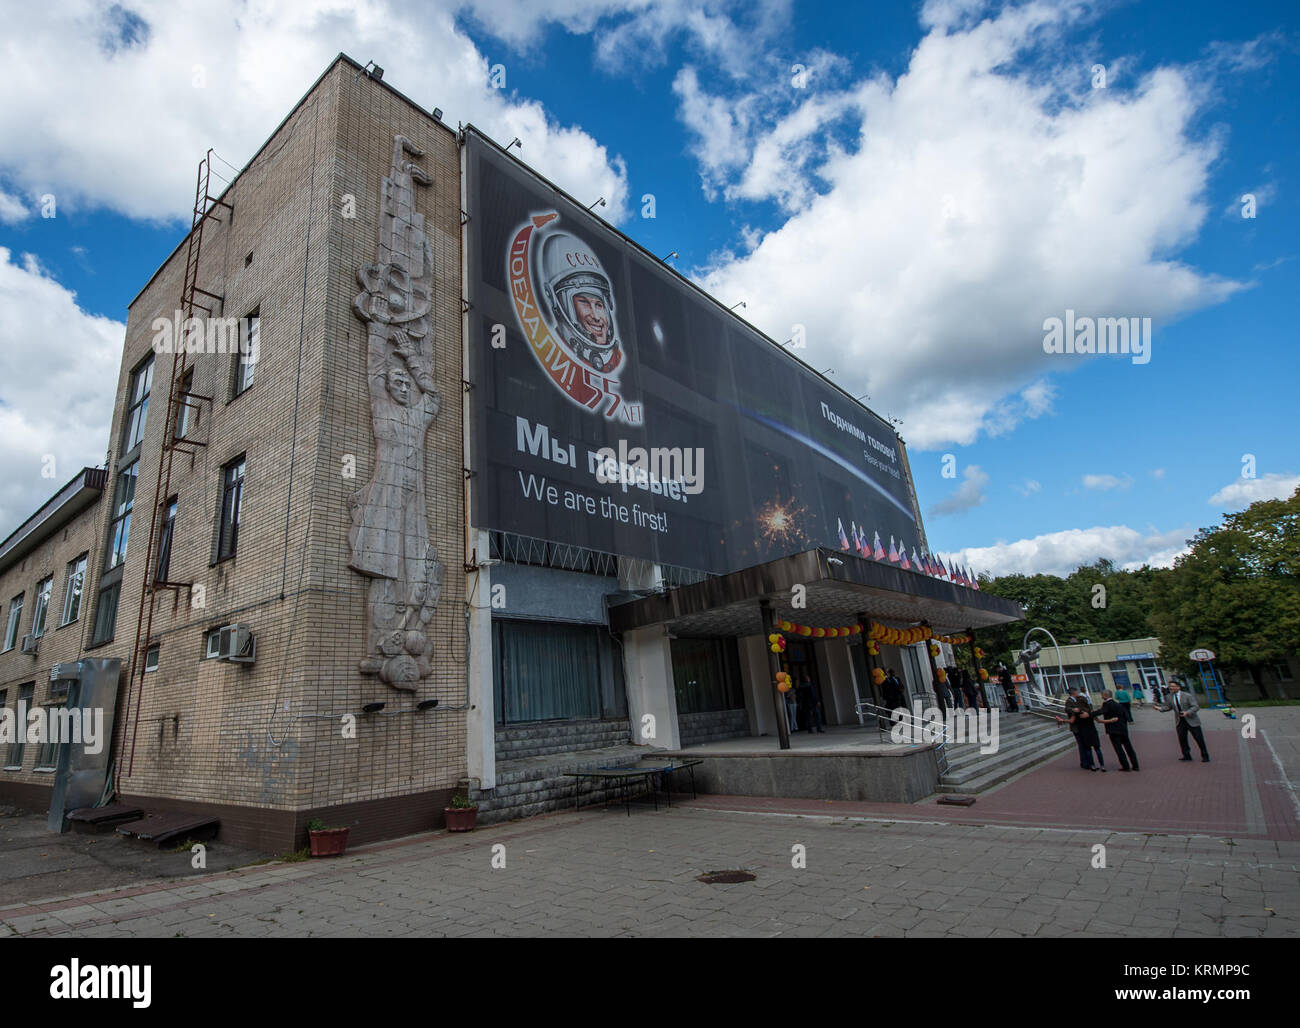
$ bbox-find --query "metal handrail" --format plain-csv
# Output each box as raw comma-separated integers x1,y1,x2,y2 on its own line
855,700,952,773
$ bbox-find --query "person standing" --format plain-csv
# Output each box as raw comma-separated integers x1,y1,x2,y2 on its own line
1154,682,1209,762
784,682,799,733
960,668,981,711
883,668,906,712
797,672,826,734
999,664,1017,712
1096,689,1140,771
946,667,964,709
1113,683,1133,723
1058,685,1106,771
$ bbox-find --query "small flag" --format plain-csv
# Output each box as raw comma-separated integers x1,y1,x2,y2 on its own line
873,531,886,561
888,536,900,563
911,547,921,572
900,546,911,570
838,519,850,551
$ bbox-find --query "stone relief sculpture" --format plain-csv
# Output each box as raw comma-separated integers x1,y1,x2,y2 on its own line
350,135,444,690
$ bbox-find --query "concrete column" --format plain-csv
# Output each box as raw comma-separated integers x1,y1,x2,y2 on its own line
465,530,496,789
622,626,681,750
739,635,778,737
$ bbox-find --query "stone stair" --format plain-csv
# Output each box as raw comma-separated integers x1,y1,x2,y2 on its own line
468,742,658,824
936,712,1075,795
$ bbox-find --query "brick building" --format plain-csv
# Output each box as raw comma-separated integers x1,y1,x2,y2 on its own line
0,55,1023,849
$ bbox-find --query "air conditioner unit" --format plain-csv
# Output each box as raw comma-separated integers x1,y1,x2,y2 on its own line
218,623,256,664
21,633,39,655
50,662,82,682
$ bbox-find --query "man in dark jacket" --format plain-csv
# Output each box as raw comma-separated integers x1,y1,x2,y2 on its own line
999,664,1017,712
960,669,981,711
1096,689,1140,771
883,668,906,711
1059,686,1106,771
797,672,825,734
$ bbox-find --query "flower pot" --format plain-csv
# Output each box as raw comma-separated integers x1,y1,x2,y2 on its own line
308,827,350,857
444,806,478,832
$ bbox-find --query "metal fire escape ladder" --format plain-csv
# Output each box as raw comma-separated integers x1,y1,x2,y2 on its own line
122,150,231,779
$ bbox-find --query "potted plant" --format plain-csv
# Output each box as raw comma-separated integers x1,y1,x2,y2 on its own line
444,793,478,832
306,818,350,857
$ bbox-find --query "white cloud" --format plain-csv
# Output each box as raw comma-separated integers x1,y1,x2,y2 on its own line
1014,478,1041,497
1208,472,1300,510
946,524,1192,579
0,0,629,223
928,464,990,517
461,0,795,78
0,248,123,535
1150,468,1165,479
691,2,1245,449
1082,473,1132,491
0,187,29,223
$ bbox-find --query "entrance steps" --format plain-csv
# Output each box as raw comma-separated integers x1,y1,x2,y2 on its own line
936,712,1074,795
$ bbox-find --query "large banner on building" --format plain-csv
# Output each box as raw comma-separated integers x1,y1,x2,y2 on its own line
465,129,923,577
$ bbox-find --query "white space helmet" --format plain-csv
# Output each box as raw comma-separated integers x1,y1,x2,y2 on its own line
538,230,619,369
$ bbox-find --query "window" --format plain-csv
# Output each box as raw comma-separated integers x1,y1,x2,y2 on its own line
105,461,138,571
672,637,744,714
35,704,60,770
145,644,160,672
205,629,222,659
232,309,259,397
175,369,196,439
31,576,53,639
6,684,34,768
91,583,121,646
155,498,178,583
493,619,607,724
61,554,87,625
122,356,154,451
1275,664,1294,682
3,594,23,651
215,457,245,561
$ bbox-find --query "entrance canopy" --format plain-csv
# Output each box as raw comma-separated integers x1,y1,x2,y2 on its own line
608,547,1023,637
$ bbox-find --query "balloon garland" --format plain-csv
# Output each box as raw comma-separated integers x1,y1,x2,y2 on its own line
775,617,970,647
775,671,792,693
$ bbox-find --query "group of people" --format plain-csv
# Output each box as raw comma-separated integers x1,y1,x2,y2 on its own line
783,671,827,734
1056,680,1210,772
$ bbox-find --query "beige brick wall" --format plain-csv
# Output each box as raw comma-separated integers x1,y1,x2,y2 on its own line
0,495,104,785
86,59,467,815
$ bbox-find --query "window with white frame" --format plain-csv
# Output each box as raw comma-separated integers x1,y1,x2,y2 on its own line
31,576,52,639
3,594,23,651
62,554,87,625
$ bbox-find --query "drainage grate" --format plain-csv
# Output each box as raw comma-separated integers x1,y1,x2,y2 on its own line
697,870,756,884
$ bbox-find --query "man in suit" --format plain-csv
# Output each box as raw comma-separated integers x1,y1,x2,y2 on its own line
1058,686,1106,771
1154,682,1210,762
1096,689,1140,771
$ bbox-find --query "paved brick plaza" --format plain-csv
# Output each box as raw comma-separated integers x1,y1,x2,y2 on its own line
2,707,1296,938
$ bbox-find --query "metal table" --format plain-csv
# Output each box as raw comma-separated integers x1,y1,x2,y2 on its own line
566,759,703,815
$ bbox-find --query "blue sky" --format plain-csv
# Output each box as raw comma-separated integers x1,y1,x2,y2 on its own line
0,0,1296,576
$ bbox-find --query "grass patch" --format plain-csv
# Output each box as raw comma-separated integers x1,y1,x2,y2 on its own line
1222,699,1300,708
